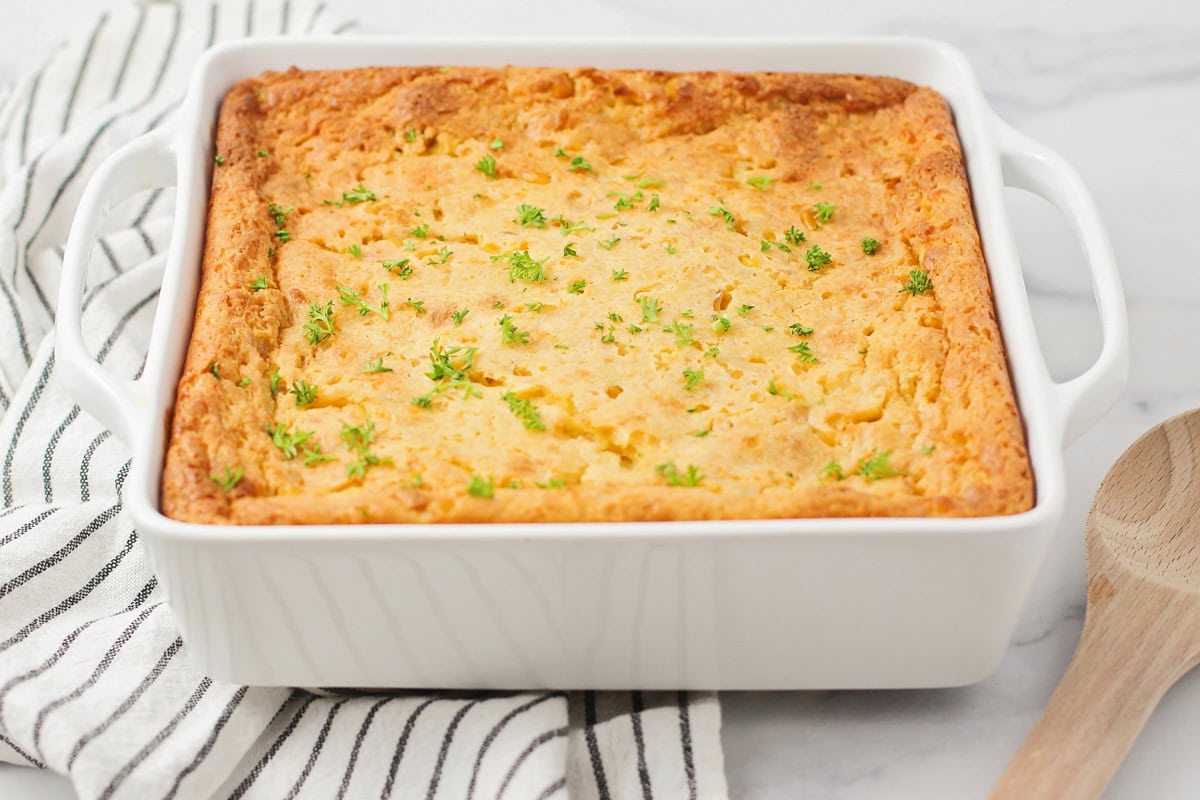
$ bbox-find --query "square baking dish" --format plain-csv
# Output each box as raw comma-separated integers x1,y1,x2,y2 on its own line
56,37,1127,689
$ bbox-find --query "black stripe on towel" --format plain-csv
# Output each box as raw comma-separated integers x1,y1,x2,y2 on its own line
0,731,45,769
494,726,569,800
109,3,147,101
583,692,612,800
97,676,213,800
30,602,161,754
61,13,109,133
283,697,350,800
42,405,81,503
466,692,564,800
424,699,481,800
678,691,697,800
228,694,318,800
163,685,248,800
0,506,60,549
631,691,654,800
334,696,395,800
0,494,123,599
0,526,138,653
535,776,568,800
380,697,441,800
65,636,184,768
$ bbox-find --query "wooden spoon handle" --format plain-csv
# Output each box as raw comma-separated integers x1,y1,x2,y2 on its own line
990,586,1197,800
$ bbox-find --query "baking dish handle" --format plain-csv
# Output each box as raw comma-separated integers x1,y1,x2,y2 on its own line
55,128,177,443
993,116,1129,447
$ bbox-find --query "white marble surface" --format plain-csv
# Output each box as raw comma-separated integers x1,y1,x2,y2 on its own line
1,0,1198,797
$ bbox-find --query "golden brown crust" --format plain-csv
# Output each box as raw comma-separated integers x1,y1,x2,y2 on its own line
162,66,1034,524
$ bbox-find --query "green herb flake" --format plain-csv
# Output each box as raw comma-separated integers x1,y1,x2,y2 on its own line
290,379,318,407
209,466,243,491
901,269,933,295
746,175,772,191
669,321,696,348
451,308,470,326
515,204,547,228
569,155,591,173
362,356,393,374
708,205,736,230
490,137,504,150
250,275,269,292
502,391,546,431
525,302,544,313
410,222,430,238
267,422,313,460
813,202,835,223
382,258,413,279
736,304,754,318
805,245,832,272
856,451,907,481
563,242,578,257
214,154,225,166
611,269,629,281
552,215,595,236
256,150,269,158
638,296,662,323
599,235,621,250
784,226,806,246
788,323,814,337
655,461,702,488
341,420,393,479
711,316,731,333
691,428,710,437
821,460,846,481
303,301,336,345
269,371,285,398
475,154,497,178
467,475,495,498
567,279,587,295
405,129,418,142
426,247,453,266
347,243,362,259
788,341,819,363
342,184,377,204
496,250,550,283
862,237,880,255
682,368,704,391
499,314,530,345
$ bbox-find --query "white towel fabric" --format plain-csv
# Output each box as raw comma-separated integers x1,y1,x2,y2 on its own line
0,2,728,797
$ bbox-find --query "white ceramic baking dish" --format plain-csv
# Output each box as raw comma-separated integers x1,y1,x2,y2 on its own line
55,37,1127,689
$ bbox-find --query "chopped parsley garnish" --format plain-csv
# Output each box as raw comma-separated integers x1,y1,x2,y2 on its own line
382,258,413,279
808,183,823,190
341,420,392,479
691,428,710,437
682,368,704,391
611,269,628,281
638,296,662,323
410,222,430,238
495,250,549,283
302,444,336,466
736,304,754,317
746,175,772,191
901,269,933,295
708,205,736,230
405,129,418,142
599,235,621,250
411,394,433,408
535,477,565,489
813,202,835,223
427,247,453,266
567,279,587,295
475,154,497,178
856,451,906,481
515,204,547,228
214,154,225,166
303,301,336,345
921,444,936,455
784,226,806,245
805,245,832,271
552,215,594,235
788,341,818,363
767,378,797,400
467,475,495,498
490,137,504,150
290,379,318,406
269,371,285,397
256,150,269,157
362,356,393,373
821,460,846,481
451,308,469,326
268,202,292,228
499,314,530,344
656,461,702,488
669,321,696,348
788,323,814,337
342,184,377,204
609,190,642,211
337,284,391,320
563,242,578,257
569,155,591,172
502,391,546,431
648,194,661,211
267,422,313,459
705,345,719,358
525,302,544,313
347,244,362,259
250,275,268,292
209,466,242,491
406,298,426,315
862,237,880,255
237,377,251,387
711,316,731,333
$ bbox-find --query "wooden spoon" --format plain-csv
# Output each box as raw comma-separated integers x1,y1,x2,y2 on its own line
991,409,1200,799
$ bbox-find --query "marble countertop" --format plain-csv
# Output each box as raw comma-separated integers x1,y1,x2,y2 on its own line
1,0,1197,797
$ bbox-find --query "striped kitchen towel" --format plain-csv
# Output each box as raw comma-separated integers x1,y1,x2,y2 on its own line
0,1,728,798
